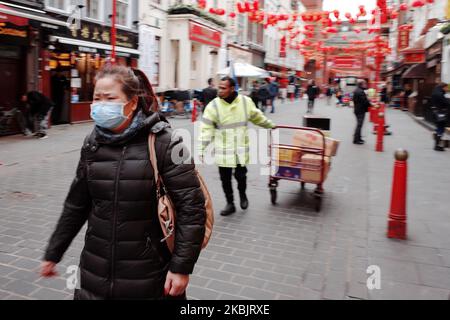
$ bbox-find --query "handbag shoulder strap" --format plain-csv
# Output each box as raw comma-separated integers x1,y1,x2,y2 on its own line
148,133,162,192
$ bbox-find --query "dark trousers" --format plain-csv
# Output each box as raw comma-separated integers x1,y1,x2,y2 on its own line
354,112,366,142
219,166,247,204
307,99,315,113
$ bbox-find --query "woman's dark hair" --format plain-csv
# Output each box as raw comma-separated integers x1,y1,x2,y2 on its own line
95,65,158,116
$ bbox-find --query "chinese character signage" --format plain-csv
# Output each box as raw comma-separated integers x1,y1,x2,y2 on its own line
56,20,137,49
398,28,410,51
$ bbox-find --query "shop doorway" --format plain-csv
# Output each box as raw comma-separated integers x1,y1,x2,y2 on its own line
50,69,71,124
0,46,24,136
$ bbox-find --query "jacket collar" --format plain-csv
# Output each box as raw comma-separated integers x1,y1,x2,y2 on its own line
94,112,170,145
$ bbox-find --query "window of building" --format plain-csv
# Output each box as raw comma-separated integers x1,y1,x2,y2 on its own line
154,36,161,86
116,0,130,27
84,0,103,21
46,0,78,12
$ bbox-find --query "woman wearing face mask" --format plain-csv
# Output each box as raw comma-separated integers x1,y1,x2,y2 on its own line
40,65,206,300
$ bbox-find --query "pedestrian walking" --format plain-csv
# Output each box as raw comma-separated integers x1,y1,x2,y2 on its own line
40,65,206,300
199,76,275,216
268,78,279,114
201,78,218,112
257,80,271,113
306,80,319,114
352,79,372,145
431,82,450,151
326,86,333,105
22,91,54,139
250,80,260,107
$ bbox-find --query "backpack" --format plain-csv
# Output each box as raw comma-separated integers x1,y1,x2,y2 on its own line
148,133,214,253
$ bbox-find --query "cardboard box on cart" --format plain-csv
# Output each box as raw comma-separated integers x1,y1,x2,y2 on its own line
273,148,303,179
292,131,340,157
300,154,331,183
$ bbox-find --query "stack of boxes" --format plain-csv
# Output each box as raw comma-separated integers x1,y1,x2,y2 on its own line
273,115,340,183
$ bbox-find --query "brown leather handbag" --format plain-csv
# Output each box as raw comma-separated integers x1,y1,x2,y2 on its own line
148,133,214,253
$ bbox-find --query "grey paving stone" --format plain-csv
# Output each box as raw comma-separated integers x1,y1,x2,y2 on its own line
240,287,277,300
199,268,233,282
30,288,69,300
3,279,40,296
231,275,266,290
187,286,221,300
207,280,243,295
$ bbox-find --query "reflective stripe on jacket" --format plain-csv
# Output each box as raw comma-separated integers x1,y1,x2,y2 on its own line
198,95,274,168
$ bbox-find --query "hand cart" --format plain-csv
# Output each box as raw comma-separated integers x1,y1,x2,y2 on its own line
268,126,328,212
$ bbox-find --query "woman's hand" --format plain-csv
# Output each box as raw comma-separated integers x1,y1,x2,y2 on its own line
164,271,189,297
40,261,58,278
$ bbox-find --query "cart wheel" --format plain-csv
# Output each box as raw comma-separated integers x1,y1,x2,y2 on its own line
301,182,306,190
270,189,277,205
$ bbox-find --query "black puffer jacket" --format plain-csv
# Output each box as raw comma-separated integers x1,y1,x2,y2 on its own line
44,113,206,300
353,87,372,115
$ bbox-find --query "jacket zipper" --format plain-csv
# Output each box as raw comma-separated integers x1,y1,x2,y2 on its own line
110,146,127,298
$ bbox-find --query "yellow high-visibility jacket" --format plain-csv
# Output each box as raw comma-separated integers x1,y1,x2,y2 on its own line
198,94,275,168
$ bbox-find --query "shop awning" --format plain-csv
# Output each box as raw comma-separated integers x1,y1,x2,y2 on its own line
402,63,427,79
218,62,269,78
0,4,67,27
51,36,140,57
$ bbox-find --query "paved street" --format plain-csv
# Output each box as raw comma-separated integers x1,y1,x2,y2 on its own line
1,99,450,300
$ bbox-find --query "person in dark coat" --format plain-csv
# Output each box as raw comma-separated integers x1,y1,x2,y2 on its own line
22,91,54,139
257,80,271,112
306,80,319,113
201,78,218,111
40,65,206,300
352,79,372,144
431,82,450,151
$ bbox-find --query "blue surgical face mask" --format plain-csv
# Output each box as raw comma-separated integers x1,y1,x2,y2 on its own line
90,101,129,130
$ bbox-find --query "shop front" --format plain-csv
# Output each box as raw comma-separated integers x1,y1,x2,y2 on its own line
41,20,139,123
167,16,224,90
0,4,39,136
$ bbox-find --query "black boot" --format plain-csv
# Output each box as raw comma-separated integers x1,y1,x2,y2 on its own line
240,193,249,210
435,135,445,151
220,203,236,216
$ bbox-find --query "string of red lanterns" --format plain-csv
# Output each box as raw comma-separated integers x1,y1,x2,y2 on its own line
196,0,429,61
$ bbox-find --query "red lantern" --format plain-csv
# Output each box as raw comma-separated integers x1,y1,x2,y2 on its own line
197,0,206,9
412,1,425,8
244,1,252,12
426,0,434,3
237,2,246,13
360,10,367,17
400,3,408,11
209,8,216,14
345,12,352,19
253,0,259,11
349,18,356,24
359,5,365,13
336,19,342,25
390,10,398,19
229,12,236,18
333,10,340,19
326,27,338,33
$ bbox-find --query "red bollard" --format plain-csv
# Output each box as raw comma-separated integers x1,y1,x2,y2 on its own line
387,149,408,240
290,92,294,102
191,99,197,123
376,112,384,152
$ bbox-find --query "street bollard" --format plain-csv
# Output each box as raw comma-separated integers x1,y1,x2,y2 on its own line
376,112,385,152
191,99,197,123
387,149,408,240
290,92,295,102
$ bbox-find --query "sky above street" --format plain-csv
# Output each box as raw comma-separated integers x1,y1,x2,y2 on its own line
323,0,377,19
